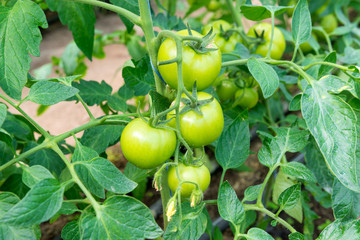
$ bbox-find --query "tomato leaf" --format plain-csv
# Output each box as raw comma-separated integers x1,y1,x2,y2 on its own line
22,165,55,188
25,81,79,106
70,80,112,106
47,0,95,60
61,221,80,240
278,183,301,210
258,127,309,167
0,192,39,240
81,125,125,154
281,162,316,183
215,113,250,170
123,55,156,96
0,179,65,227
247,228,275,240
273,170,303,223
243,184,262,202
317,219,360,240
289,94,302,111
301,75,360,192
240,4,292,21
0,0,48,100
218,181,245,227
152,13,186,31
73,140,137,197
247,58,279,98
304,137,334,193
110,0,139,32
80,195,162,240
289,232,305,240
332,179,360,220
318,52,337,78
291,0,312,46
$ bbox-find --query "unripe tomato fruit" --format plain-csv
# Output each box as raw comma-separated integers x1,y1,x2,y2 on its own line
167,163,211,197
202,20,241,53
207,0,221,11
247,22,286,60
234,88,259,109
167,92,224,147
216,79,239,102
120,118,176,169
320,14,338,33
157,29,221,91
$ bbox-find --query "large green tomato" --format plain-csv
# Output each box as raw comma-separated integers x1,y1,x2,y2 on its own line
157,29,221,91
167,163,211,197
234,88,259,109
202,20,241,53
216,79,239,102
320,14,338,33
247,22,286,60
167,92,224,147
120,118,176,169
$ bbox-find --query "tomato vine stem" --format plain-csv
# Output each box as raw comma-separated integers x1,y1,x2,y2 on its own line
67,0,142,27
243,204,297,233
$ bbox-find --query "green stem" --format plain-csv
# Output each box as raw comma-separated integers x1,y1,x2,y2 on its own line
225,0,243,28
244,204,297,233
51,144,101,212
291,45,298,62
264,98,276,126
139,0,165,95
0,93,50,138
267,12,275,59
219,169,227,189
75,93,95,120
303,61,354,72
203,199,217,205
0,143,46,172
68,0,141,26
256,164,279,207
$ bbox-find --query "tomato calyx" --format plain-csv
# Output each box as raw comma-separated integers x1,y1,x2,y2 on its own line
184,26,218,54
180,84,214,116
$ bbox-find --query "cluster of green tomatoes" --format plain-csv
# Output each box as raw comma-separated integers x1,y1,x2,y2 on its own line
119,18,289,206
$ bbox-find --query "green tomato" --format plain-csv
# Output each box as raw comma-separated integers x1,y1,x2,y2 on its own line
167,163,211,197
234,88,259,109
202,20,241,53
300,33,318,53
207,0,221,11
167,92,224,147
320,14,338,33
157,29,222,91
120,118,176,169
216,79,239,102
247,22,286,60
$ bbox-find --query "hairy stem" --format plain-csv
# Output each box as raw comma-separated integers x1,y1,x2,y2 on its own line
75,93,95,120
68,0,141,26
244,204,297,233
0,93,50,138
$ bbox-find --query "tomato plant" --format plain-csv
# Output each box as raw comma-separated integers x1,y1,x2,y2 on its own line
120,118,176,169
0,0,360,239
167,163,211,198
